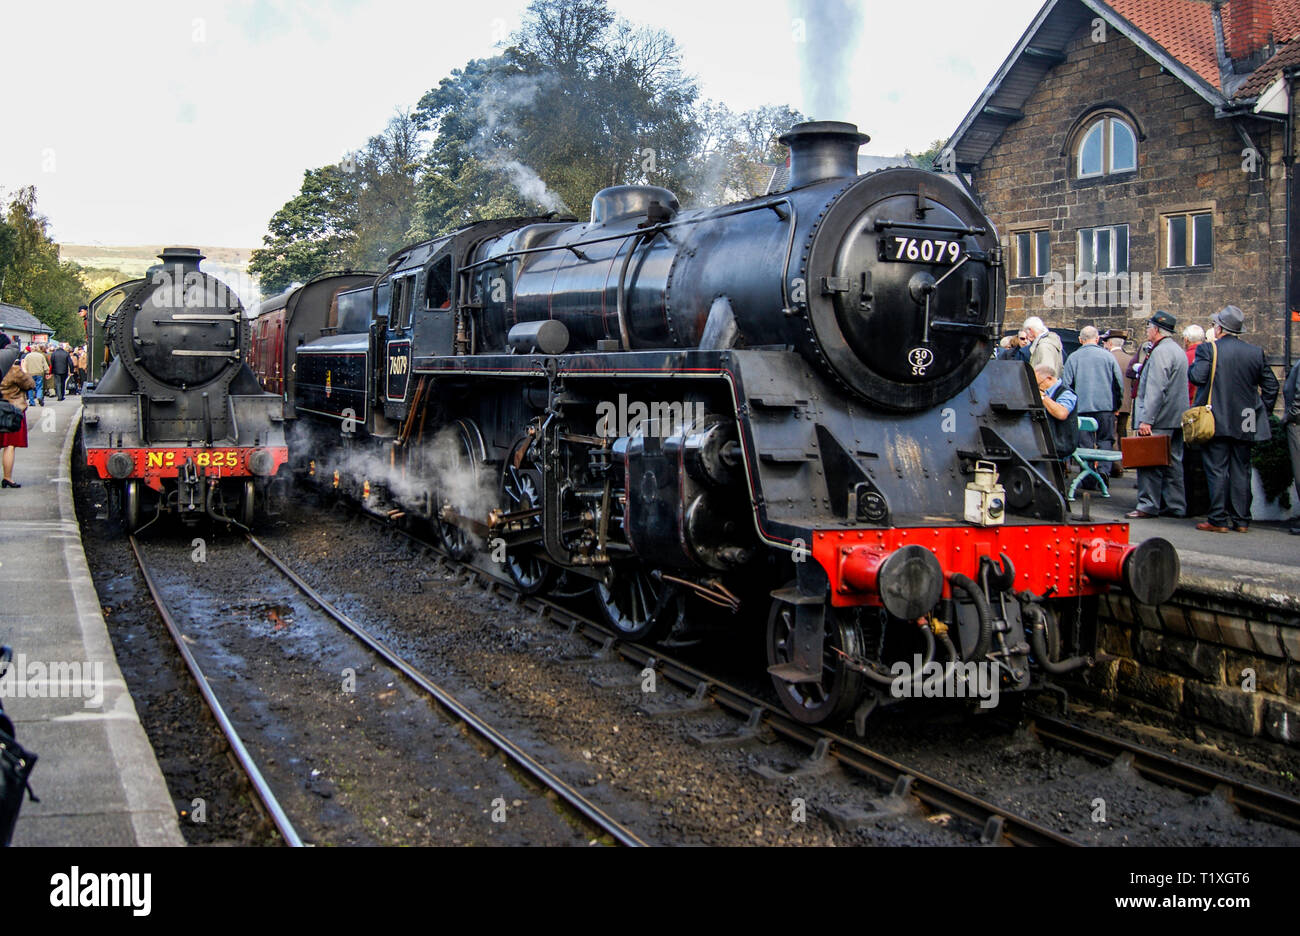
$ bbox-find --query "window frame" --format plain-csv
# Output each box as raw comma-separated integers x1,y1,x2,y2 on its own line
1010,227,1052,280
1076,224,1130,277
1074,114,1139,180
1161,209,1214,271
390,274,417,330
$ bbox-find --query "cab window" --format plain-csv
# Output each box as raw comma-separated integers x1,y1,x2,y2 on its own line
391,276,416,329
426,256,453,309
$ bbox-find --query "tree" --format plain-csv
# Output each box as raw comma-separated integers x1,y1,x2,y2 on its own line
908,138,950,172
410,0,701,236
248,166,359,296
350,111,426,270
0,187,88,341
685,102,805,205
253,0,807,285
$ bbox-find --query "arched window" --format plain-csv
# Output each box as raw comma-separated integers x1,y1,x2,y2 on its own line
1076,114,1137,178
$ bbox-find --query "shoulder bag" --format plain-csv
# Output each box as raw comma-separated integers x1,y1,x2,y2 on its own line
1182,342,1217,446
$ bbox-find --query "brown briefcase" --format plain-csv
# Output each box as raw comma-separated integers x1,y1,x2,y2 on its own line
1120,434,1171,468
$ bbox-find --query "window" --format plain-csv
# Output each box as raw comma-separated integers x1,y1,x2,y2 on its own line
1012,229,1051,279
425,256,453,309
1077,225,1129,275
1162,211,1213,269
390,275,416,330
1076,115,1137,178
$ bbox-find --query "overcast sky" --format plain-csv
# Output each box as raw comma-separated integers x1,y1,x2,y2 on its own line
0,0,1045,247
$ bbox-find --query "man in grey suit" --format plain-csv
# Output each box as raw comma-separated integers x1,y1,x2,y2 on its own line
1062,325,1125,489
1127,311,1189,519
1189,306,1280,533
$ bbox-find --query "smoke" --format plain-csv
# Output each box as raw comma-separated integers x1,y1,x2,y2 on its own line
789,0,864,120
294,421,496,547
423,425,497,527
470,72,570,214
497,159,567,213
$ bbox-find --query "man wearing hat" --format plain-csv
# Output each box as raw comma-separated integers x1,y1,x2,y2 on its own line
1189,305,1279,533
1127,311,1189,519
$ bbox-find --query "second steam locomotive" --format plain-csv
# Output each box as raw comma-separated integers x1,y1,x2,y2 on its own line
83,248,289,531
249,121,1179,728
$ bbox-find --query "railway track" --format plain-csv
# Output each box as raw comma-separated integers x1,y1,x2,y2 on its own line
242,534,646,846
363,515,1077,846
129,531,646,846
128,535,304,847
1026,712,1300,833
357,508,1300,845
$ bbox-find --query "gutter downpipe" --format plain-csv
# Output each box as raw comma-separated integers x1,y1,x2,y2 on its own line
1285,66,1300,370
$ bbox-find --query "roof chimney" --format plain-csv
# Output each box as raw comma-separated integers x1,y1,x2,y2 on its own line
1225,0,1275,71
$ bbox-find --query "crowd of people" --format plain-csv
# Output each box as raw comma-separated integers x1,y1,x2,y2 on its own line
0,333,90,490
999,307,1297,535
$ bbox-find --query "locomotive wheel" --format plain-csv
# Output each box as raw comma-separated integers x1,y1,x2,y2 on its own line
595,566,675,643
432,419,483,560
239,480,256,528
123,481,142,534
767,590,867,725
436,511,473,560
500,467,552,595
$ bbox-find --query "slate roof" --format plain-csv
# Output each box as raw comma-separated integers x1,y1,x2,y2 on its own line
0,302,55,336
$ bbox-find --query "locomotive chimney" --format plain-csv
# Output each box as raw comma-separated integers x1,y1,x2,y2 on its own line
778,121,870,189
152,246,205,276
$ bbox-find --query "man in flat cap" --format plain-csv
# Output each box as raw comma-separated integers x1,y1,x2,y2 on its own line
1127,311,1189,519
1189,305,1279,533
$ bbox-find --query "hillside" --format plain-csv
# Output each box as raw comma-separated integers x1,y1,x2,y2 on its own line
59,244,261,303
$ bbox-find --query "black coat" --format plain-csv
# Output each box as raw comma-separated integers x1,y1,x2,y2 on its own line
1189,335,1279,441
1284,361,1300,425
49,348,71,374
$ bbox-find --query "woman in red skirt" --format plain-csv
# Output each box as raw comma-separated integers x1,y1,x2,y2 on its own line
0,356,35,488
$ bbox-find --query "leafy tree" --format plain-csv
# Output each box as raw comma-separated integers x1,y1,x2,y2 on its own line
252,0,809,290
349,111,426,270
411,0,700,236
250,111,427,294
685,102,805,205
908,138,950,172
0,186,88,341
248,166,359,296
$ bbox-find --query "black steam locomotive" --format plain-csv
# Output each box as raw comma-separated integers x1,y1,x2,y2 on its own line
255,122,1178,728
83,248,288,531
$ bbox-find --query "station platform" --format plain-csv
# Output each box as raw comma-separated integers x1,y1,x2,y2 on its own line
0,398,182,846
1079,468,1300,613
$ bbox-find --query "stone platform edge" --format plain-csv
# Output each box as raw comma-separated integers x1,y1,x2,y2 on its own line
1176,569,1300,618
48,410,184,846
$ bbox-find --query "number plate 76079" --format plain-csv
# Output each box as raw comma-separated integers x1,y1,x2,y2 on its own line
883,235,963,265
